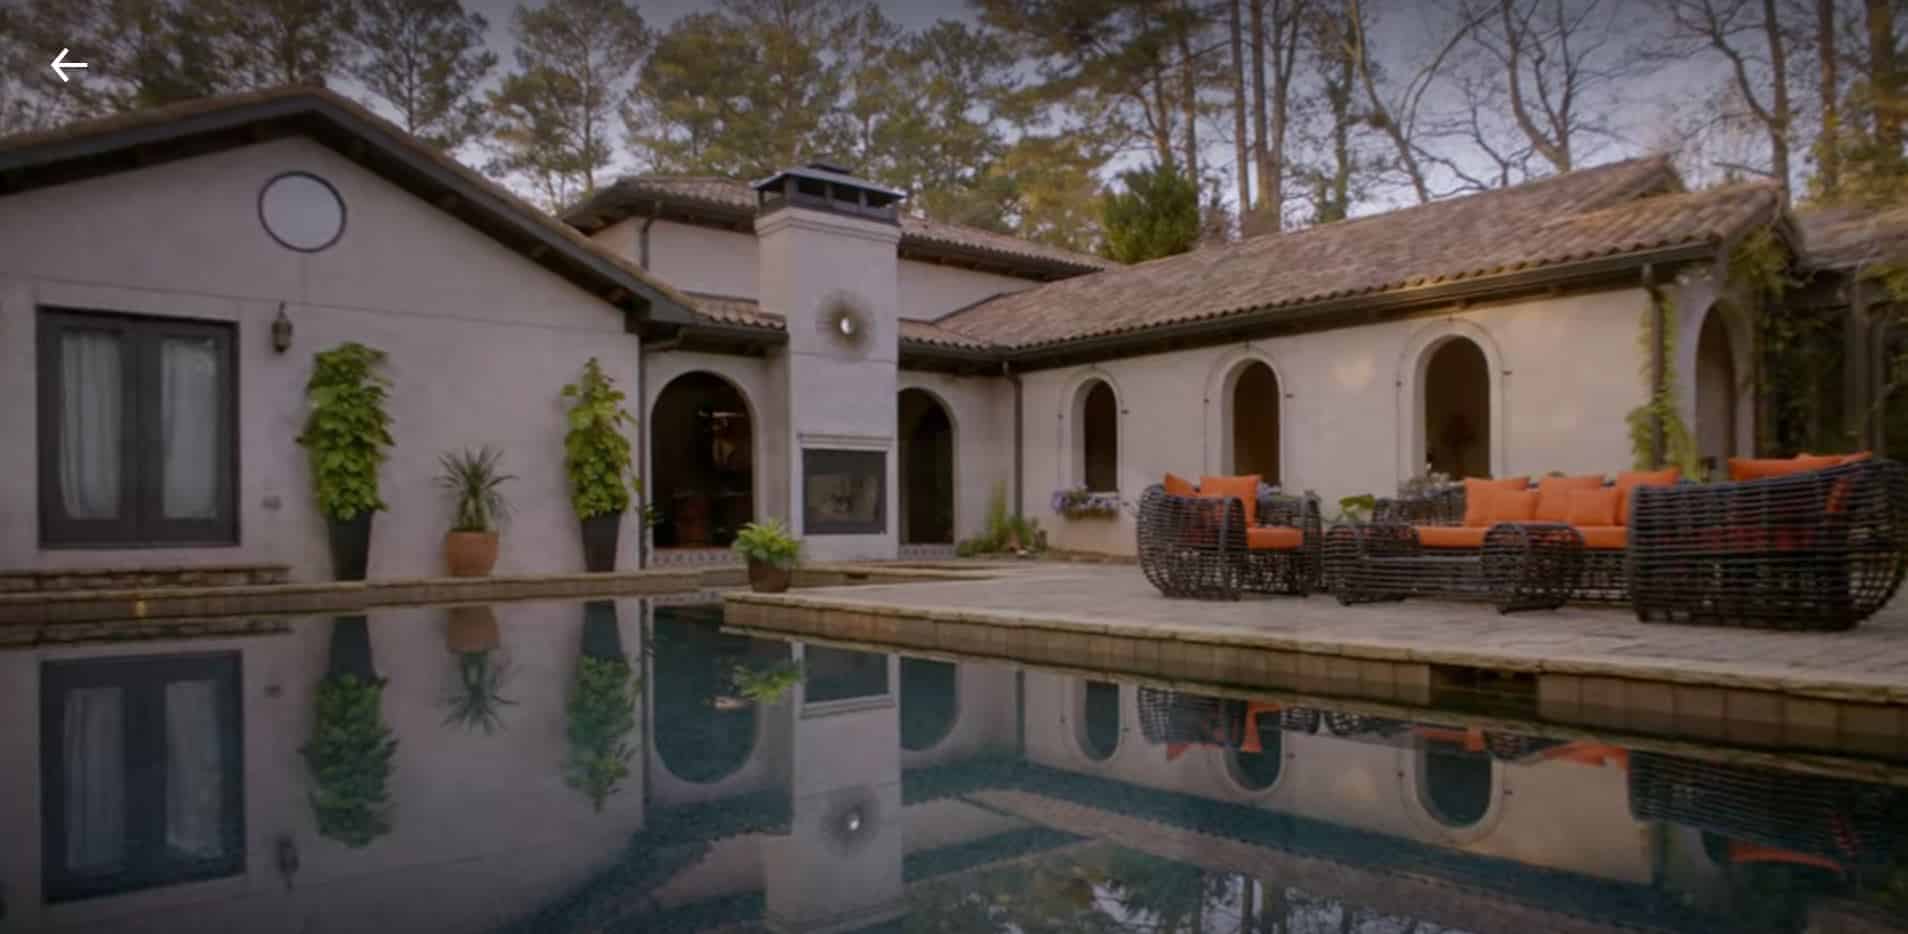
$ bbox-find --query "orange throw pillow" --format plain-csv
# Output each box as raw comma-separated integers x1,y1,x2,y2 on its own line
1566,488,1622,527
1164,473,1197,497
1614,468,1679,525
1461,476,1531,527
1489,489,1539,523
1199,474,1261,526
1535,475,1605,522
1729,455,1841,482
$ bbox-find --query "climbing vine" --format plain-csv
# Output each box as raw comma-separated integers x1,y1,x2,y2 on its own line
1625,288,1704,478
1740,225,1852,456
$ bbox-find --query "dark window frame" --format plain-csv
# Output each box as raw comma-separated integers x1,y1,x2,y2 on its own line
37,307,240,547
41,652,246,903
801,448,887,535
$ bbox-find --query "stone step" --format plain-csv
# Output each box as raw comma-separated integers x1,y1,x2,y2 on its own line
0,564,293,594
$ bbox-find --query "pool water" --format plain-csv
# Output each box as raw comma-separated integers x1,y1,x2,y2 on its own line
2,598,1903,933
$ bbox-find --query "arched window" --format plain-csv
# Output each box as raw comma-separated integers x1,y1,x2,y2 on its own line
1225,710,1283,791
1423,338,1491,479
1230,361,1281,484
1695,308,1738,474
899,657,958,751
1419,743,1493,827
1079,380,1119,492
1077,680,1121,761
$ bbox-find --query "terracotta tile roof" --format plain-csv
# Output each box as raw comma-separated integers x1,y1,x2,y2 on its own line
681,293,995,351
934,159,1785,351
566,175,1112,277
1796,203,1908,270
0,87,703,321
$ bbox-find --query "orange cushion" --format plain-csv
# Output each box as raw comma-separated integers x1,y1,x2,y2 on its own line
1199,474,1260,526
1728,454,1841,482
1613,468,1679,525
1839,451,1874,465
1461,476,1531,527
1535,475,1605,522
1565,488,1621,527
1578,526,1628,550
1417,526,1487,549
1164,473,1197,497
1490,489,1539,523
1246,526,1303,551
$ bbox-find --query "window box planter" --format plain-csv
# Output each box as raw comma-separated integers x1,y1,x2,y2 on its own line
1052,487,1125,520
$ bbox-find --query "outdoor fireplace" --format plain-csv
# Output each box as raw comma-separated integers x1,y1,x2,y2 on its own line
802,449,886,534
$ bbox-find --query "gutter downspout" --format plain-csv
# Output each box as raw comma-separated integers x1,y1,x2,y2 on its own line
635,202,661,569
1005,360,1024,519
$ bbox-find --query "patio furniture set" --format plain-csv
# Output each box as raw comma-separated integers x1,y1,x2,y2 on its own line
1135,454,1908,630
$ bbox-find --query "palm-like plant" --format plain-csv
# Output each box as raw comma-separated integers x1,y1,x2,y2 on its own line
437,446,514,532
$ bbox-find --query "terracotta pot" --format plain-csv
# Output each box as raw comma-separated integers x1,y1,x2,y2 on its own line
446,605,500,653
747,559,792,594
444,530,500,577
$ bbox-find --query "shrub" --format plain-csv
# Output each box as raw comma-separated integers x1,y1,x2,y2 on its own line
561,358,638,520
297,343,394,521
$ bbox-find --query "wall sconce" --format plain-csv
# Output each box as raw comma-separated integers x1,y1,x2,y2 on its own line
271,303,294,354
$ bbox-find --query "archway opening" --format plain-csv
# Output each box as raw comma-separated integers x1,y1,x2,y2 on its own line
1226,710,1284,790
652,609,785,784
1695,308,1739,475
1423,338,1491,479
1078,680,1121,761
1080,381,1119,491
1230,361,1281,484
1420,743,1493,828
652,372,753,550
899,657,958,751
898,389,955,545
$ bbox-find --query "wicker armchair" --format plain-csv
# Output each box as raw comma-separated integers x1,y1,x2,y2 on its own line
1628,458,1908,630
1628,752,1903,867
1136,484,1322,600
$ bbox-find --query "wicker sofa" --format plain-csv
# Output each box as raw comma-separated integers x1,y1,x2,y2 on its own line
1136,474,1322,600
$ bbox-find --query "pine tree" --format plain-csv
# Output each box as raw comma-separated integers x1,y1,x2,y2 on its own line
349,0,497,151
1102,162,1201,263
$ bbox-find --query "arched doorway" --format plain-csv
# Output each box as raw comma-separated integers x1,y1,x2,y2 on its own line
1078,380,1119,492
898,389,955,545
652,610,786,784
899,657,958,751
1695,309,1738,474
1423,338,1491,479
1230,361,1281,484
1418,743,1493,828
1226,709,1283,791
1076,680,1121,762
652,372,753,550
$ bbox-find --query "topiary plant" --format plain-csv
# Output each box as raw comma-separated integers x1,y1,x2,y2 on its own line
297,343,395,521
302,673,397,847
560,358,638,520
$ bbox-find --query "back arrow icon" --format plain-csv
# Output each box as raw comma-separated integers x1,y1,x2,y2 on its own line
51,48,87,82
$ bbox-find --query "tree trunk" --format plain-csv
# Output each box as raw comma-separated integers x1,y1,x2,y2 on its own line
1178,2,1201,184
1763,0,1793,200
1820,0,1841,197
1267,1,1300,229
1869,0,1901,161
1152,64,1177,168
1250,0,1270,210
1230,0,1252,215
1346,0,1432,202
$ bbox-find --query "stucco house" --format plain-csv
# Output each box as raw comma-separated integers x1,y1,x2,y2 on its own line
3,86,1883,578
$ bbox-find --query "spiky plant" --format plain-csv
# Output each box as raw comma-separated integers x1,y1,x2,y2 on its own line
442,650,516,734
437,446,515,532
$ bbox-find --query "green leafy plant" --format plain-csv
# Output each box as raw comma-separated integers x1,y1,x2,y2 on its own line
437,446,515,533
1625,290,1705,478
957,483,1046,556
731,519,801,568
443,651,516,734
1336,493,1377,523
730,660,804,705
560,358,639,520
301,674,397,847
297,343,395,521
565,655,639,812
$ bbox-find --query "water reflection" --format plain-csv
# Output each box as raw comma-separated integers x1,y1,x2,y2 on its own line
0,600,1903,933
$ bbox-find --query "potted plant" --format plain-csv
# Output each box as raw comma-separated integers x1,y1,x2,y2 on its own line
565,600,638,812
302,616,397,847
561,359,639,572
297,343,394,581
1050,486,1124,519
732,519,801,593
443,605,515,734
437,446,514,577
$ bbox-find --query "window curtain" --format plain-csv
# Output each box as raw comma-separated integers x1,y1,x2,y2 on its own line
160,337,221,520
58,332,123,520
62,686,126,873
164,680,227,859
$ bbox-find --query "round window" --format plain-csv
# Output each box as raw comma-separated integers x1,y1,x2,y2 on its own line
258,172,346,252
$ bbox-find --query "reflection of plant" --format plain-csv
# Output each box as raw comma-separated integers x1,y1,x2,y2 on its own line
560,357,639,520
443,651,516,734
437,446,515,532
565,655,639,812
302,674,397,847
731,519,801,568
297,342,394,521
730,660,803,705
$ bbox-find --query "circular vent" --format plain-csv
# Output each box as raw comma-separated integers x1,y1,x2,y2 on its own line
259,172,346,252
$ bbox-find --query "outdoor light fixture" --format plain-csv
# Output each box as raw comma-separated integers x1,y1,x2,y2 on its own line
821,294,869,349
838,314,857,338
271,303,293,354
842,807,864,834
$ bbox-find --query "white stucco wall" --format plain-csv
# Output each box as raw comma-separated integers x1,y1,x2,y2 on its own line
896,372,1016,545
1019,289,1658,555
898,259,1037,320
632,219,760,299
0,137,644,580
0,599,648,933
642,351,791,548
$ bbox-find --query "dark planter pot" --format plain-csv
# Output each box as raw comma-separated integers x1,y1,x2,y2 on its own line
580,600,624,661
580,513,623,573
326,615,378,682
328,513,375,582
747,560,792,594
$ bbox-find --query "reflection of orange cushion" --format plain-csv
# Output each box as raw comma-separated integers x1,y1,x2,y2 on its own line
1578,526,1627,550
1566,488,1622,527
1490,489,1539,522
1200,474,1261,526
1164,473,1197,496
1614,468,1679,524
1462,477,1531,526
1536,475,1605,522
1418,526,1487,548
1728,841,1845,874
1246,526,1302,551
1729,454,1840,482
